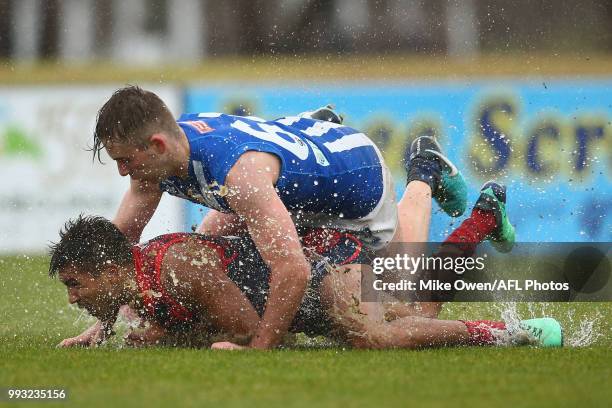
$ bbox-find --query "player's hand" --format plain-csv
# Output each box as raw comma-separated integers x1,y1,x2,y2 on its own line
211,341,247,350
125,324,167,347
56,321,103,348
57,334,95,348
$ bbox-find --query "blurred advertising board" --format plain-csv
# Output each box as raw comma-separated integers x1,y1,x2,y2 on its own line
185,80,611,242
0,86,184,253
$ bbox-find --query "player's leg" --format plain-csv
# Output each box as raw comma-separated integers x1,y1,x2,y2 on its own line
318,263,471,348
393,135,468,243
380,182,562,348
383,181,517,320
319,263,562,349
382,315,563,348
379,136,469,317
393,181,433,244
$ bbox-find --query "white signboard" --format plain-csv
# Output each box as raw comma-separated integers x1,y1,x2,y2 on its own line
0,85,185,253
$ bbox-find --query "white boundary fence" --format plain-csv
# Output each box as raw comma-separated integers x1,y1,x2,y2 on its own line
0,85,184,253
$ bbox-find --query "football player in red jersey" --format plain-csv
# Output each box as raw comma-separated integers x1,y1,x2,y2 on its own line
50,209,562,350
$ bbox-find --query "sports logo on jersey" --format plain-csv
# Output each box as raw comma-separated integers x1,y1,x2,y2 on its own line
179,120,214,134
304,139,330,166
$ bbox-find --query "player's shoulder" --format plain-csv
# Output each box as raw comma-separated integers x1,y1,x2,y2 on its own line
177,112,221,135
178,112,223,121
178,112,266,139
178,112,267,124
161,235,228,278
177,113,237,155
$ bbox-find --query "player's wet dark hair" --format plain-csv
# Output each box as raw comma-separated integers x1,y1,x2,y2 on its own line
92,85,179,162
48,215,133,277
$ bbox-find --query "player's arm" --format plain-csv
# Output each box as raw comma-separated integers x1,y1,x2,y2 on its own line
57,320,103,347
224,151,310,349
124,319,169,347
113,178,163,243
57,312,117,348
163,242,260,337
197,210,249,236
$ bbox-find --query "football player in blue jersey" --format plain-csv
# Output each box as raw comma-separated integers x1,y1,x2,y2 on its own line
61,85,468,349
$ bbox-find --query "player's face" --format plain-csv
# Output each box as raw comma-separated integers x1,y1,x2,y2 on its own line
105,140,165,182
58,266,122,321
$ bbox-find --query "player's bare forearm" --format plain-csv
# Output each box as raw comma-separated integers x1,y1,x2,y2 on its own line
58,315,117,348
57,320,102,348
125,319,168,347
247,230,309,348
241,201,310,348
225,151,310,349
250,254,310,349
245,235,310,349
113,178,162,242
197,210,248,236
188,266,260,338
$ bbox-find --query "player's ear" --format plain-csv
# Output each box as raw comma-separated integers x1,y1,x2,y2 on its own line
102,264,125,287
149,133,168,154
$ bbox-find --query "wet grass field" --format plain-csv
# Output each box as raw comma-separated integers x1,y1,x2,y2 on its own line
1,255,611,407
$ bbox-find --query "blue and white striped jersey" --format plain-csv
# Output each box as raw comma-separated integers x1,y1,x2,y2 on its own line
160,112,387,223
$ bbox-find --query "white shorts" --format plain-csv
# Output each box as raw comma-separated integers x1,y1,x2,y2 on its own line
292,162,398,252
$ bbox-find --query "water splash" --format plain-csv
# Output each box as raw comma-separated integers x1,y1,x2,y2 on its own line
498,302,521,334
492,302,606,347
562,308,605,347
72,307,93,327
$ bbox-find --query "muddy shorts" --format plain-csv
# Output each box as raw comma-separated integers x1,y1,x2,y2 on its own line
224,228,373,336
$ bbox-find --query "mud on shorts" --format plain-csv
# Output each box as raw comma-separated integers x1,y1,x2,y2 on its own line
225,228,374,337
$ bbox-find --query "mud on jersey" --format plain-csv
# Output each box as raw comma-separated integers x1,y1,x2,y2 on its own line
160,112,387,222
131,231,371,336
132,232,268,331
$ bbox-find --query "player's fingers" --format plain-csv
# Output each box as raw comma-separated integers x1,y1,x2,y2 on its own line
124,332,145,347
211,342,231,349
211,341,244,350
56,337,87,348
56,339,72,348
89,331,106,347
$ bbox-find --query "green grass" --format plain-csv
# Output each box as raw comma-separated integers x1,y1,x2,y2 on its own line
1,255,611,408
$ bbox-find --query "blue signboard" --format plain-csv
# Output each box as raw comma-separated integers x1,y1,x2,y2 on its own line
184,80,611,242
